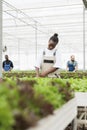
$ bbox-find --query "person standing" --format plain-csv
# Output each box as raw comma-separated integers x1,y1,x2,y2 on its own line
35,33,61,77
66,55,78,72
2,55,14,72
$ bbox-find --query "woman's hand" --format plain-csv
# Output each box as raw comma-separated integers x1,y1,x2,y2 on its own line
40,67,57,77
39,72,47,77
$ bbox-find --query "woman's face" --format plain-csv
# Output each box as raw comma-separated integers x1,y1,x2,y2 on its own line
48,40,57,50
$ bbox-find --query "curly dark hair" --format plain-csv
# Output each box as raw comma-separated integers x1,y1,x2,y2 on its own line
49,33,59,44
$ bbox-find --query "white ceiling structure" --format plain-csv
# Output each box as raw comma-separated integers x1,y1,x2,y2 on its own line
2,0,87,70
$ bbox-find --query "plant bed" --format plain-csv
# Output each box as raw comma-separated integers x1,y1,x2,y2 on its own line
1,77,87,130
28,98,77,130
0,78,74,130
3,71,87,79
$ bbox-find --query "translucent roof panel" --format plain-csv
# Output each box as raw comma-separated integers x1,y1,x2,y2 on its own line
3,0,87,70
5,0,83,9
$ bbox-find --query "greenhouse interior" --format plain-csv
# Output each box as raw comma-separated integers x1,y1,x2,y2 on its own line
0,0,87,130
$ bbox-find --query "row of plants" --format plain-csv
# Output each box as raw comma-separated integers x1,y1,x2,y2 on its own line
60,72,87,79
68,78,87,92
0,78,73,130
3,71,35,78
3,71,87,79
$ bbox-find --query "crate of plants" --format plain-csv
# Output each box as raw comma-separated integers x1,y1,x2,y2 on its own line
0,78,76,130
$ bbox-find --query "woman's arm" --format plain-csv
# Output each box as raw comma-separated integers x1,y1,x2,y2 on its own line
40,67,58,77
35,50,43,77
35,67,40,77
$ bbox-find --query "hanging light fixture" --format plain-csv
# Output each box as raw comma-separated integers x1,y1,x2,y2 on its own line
3,45,7,52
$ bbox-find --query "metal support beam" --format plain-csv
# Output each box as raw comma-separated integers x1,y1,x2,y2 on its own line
18,39,20,70
0,0,2,78
83,6,86,71
3,1,48,35
35,22,37,60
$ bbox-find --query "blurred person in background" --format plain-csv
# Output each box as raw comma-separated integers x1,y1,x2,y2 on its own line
66,55,78,72
2,55,14,72
35,33,61,78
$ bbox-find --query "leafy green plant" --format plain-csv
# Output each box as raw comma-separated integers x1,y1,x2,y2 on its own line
0,82,17,130
0,77,75,130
